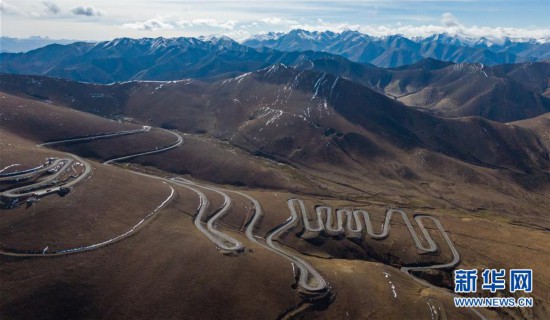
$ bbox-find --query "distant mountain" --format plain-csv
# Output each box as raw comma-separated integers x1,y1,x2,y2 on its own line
2,35,549,122
0,36,79,53
243,30,550,67
0,36,343,83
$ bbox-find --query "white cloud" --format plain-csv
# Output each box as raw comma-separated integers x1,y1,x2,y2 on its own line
289,19,361,34
122,17,239,32
261,17,298,25
2,1,549,43
42,1,60,15
278,14,550,43
191,18,238,30
117,13,550,43
122,19,174,31
224,29,252,41
71,5,102,17
0,0,22,15
441,12,459,28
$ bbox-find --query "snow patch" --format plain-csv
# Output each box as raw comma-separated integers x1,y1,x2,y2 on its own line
312,73,327,100
235,72,251,83
106,79,192,86
330,77,339,97
262,108,284,126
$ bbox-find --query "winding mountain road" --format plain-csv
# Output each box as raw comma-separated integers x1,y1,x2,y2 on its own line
1,155,91,199
103,129,183,164
0,163,45,178
189,186,330,296
0,159,62,182
1,125,487,317
39,126,151,147
266,199,329,294
169,177,244,252
292,199,440,253
32,126,183,165
287,199,486,319
286,199,462,292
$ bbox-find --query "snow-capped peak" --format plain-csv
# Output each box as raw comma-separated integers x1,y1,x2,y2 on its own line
248,31,284,42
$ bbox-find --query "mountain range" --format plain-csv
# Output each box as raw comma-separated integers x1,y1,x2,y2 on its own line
0,36,340,83
1,35,549,122
244,29,550,67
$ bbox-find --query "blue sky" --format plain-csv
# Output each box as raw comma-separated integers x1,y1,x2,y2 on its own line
1,0,549,41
